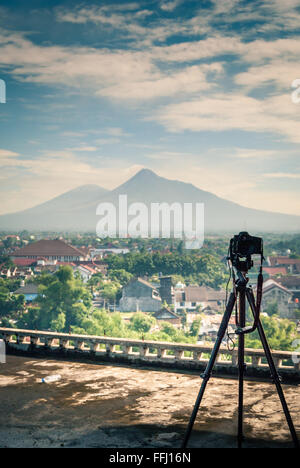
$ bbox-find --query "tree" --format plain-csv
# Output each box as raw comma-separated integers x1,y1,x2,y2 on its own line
190,318,201,337
87,273,103,295
108,269,133,286
245,316,297,351
129,312,156,333
0,291,25,325
100,282,121,303
18,266,92,332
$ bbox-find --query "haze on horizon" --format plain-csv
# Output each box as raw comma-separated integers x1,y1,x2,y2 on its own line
0,0,300,217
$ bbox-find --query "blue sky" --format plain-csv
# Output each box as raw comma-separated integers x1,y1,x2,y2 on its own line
0,0,300,216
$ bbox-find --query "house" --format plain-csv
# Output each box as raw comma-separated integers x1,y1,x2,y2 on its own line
12,239,88,262
255,279,293,317
73,264,98,283
175,285,226,314
0,267,16,278
263,266,288,277
198,313,235,342
13,258,37,267
154,307,181,327
276,276,300,308
13,283,39,302
119,277,162,312
267,256,300,275
90,248,130,259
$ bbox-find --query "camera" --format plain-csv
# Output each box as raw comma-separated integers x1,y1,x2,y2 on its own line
229,232,263,270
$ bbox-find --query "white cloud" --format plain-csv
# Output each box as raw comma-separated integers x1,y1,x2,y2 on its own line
67,146,98,152
263,172,300,179
153,93,300,142
0,148,19,158
235,59,300,90
160,1,181,12
98,63,223,100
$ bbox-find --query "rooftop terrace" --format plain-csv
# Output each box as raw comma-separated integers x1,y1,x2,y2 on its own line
0,356,299,448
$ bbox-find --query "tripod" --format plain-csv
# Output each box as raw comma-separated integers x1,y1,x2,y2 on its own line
182,259,299,449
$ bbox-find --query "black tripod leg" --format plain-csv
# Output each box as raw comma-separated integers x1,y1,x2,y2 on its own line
181,292,236,449
237,289,246,449
246,289,300,449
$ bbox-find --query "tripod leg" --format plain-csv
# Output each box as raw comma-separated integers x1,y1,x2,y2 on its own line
181,292,236,448
237,289,246,449
246,289,300,449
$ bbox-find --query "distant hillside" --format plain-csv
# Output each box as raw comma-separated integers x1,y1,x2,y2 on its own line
0,169,299,233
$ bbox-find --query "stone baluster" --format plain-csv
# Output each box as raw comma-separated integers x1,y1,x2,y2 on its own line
157,348,166,358
30,336,40,346
252,356,261,367
92,342,100,352
139,345,148,357
60,339,69,349
17,335,27,345
123,345,132,355
174,349,184,360
106,343,115,354
45,338,55,348
193,351,202,361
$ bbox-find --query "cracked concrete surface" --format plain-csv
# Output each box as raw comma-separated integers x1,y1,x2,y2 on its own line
0,356,299,448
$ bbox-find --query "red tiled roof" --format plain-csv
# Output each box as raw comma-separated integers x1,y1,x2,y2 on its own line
269,256,300,266
12,239,86,257
263,267,288,276
13,258,37,267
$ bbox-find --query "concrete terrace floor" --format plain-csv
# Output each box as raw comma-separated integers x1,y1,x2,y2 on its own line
0,355,299,448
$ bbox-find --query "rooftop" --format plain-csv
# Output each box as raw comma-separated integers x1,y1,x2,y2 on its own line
185,286,226,303
0,356,298,448
12,239,86,258
13,283,39,295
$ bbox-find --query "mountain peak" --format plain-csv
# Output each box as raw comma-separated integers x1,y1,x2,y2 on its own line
133,168,158,179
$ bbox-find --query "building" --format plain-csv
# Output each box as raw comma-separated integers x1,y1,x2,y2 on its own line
256,279,293,317
154,307,181,327
119,278,162,312
276,276,300,307
263,266,288,277
73,264,98,283
267,256,300,275
159,276,173,305
175,285,226,314
198,313,235,342
90,248,130,259
13,283,39,302
12,239,88,262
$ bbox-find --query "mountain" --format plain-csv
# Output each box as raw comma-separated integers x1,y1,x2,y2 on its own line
0,185,109,231
0,169,299,233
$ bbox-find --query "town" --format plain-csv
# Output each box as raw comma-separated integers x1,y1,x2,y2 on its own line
1,232,299,351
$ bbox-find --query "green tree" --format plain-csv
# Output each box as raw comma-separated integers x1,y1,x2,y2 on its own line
190,318,201,337
246,316,297,351
18,266,92,332
108,269,133,286
129,312,156,333
0,291,25,325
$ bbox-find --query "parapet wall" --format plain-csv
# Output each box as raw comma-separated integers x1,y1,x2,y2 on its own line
1,327,299,382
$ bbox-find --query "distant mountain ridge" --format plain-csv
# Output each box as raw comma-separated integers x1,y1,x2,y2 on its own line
0,168,299,233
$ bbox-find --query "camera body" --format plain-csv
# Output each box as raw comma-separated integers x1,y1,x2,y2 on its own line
229,232,263,271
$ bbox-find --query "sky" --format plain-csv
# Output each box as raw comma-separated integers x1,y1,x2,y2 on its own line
0,0,300,216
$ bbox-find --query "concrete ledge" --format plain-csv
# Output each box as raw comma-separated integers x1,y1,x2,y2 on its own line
1,327,299,383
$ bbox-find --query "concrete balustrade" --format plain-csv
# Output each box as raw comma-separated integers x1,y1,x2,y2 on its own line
0,327,299,381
